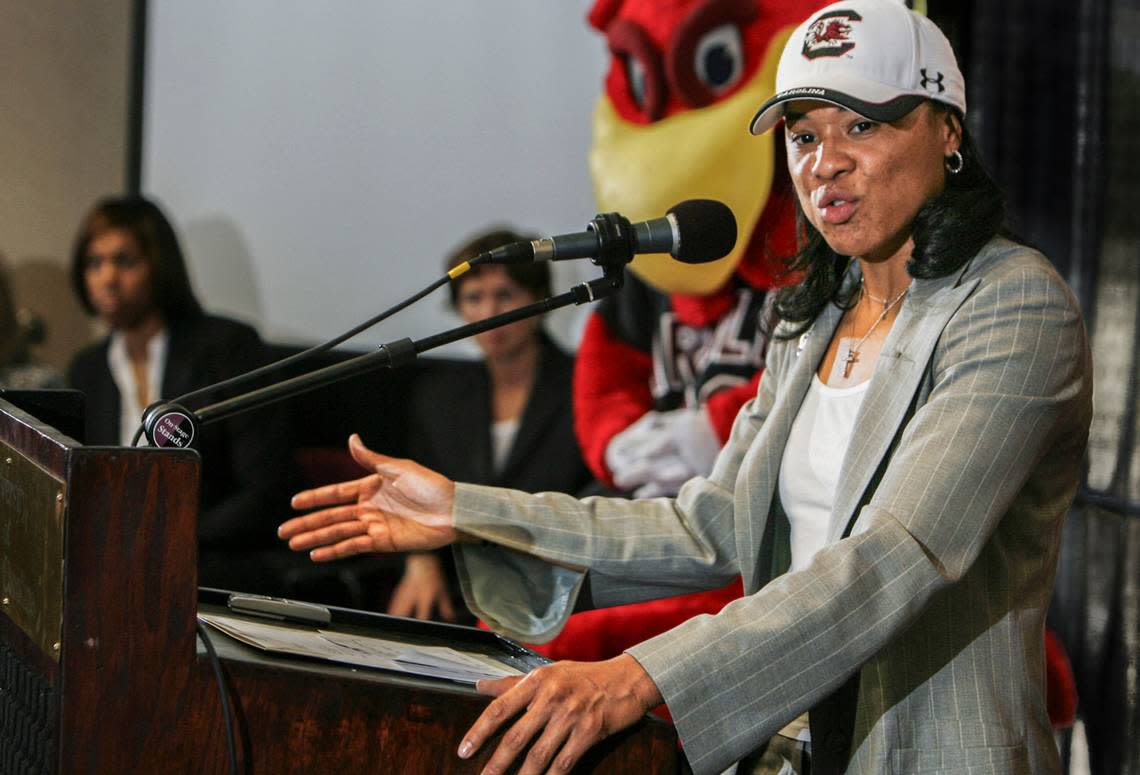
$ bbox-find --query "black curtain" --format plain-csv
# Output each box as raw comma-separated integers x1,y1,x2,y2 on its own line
931,1,1139,773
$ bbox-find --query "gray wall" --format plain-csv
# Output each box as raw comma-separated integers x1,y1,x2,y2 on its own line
143,2,607,357
0,0,133,369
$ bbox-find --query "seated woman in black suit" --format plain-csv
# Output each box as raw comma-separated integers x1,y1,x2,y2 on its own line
66,195,295,591
391,228,595,620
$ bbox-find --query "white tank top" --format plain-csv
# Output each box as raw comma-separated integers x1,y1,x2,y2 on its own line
490,417,520,474
774,374,870,743
778,374,870,573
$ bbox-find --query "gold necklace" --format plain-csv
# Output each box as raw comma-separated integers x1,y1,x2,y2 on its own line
840,280,909,378
861,279,899,306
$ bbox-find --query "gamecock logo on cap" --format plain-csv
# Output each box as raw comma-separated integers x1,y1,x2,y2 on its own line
802,10,862,59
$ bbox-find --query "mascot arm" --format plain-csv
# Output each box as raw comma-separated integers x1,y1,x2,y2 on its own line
704,368,764,443
573,311,655,485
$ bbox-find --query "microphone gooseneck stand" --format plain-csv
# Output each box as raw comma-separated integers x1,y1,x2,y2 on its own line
129,271,458,447
139,265,625,449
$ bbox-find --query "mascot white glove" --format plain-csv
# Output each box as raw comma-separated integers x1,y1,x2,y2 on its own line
604,407,722,497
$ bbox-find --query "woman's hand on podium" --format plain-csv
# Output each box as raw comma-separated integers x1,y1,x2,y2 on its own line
278,434,457,561
457,653,664,774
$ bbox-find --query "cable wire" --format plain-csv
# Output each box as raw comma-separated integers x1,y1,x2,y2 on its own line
196,620,240,775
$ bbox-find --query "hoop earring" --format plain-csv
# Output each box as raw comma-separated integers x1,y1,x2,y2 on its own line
945,149,964,175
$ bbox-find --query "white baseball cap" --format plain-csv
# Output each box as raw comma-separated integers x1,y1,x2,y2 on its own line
749,0,965,135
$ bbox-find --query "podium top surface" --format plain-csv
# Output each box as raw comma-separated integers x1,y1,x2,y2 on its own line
196,587,550,694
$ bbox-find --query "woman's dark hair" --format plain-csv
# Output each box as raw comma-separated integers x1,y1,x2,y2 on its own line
70,195,203,322
445,228,551,306
774,103,1006,338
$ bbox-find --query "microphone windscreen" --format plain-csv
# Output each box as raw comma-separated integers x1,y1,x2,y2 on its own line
667,199,737,264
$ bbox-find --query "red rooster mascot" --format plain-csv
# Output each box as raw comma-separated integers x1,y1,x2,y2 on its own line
531,0,829,678
574,0,828,497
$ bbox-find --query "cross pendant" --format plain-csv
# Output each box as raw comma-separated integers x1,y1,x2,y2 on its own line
841,346,859,378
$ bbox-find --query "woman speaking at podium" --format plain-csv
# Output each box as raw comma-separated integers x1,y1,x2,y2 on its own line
279,2,1092,772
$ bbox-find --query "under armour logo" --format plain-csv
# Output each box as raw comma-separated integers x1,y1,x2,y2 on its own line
920,68,945,93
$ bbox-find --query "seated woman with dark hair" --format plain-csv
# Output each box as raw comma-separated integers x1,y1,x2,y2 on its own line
389,228,595,621
66,195,296,592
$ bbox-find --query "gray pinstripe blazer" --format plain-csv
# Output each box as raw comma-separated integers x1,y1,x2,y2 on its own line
451,237,1092,774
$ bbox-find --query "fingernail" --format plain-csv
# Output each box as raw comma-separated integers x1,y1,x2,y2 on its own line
458,741,473,759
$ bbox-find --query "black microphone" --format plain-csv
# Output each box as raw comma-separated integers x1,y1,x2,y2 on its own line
474,199,737,267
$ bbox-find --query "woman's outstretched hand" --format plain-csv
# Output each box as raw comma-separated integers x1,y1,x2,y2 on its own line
278,434,458,561
457,654,664,774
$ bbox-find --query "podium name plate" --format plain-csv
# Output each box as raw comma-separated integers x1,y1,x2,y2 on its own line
0,438,65,661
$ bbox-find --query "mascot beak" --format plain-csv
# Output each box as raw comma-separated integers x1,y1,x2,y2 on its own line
589,27,793,296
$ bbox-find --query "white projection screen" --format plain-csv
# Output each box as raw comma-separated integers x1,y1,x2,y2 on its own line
142,2,607,357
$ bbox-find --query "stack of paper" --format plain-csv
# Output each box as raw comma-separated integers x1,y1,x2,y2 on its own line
199,613,522,684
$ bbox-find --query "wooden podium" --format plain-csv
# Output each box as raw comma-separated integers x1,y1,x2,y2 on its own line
0,396,679,773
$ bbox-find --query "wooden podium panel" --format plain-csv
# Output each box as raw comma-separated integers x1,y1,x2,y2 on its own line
0,396,679,773
190,591,679,773
1,394,203,773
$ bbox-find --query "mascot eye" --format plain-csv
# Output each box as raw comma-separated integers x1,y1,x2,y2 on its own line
605,18,666,122
624,54,650,110
666,0,757,109
693,24,743,93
